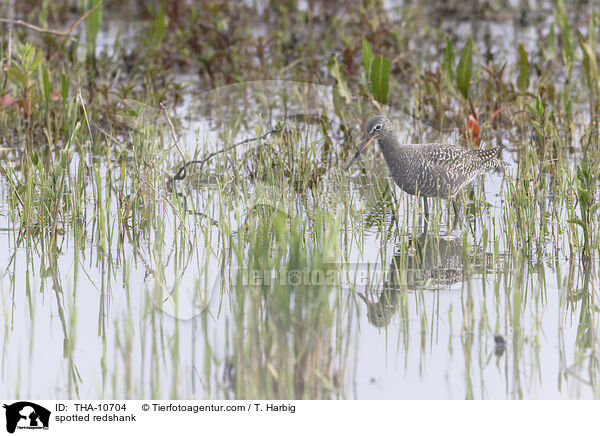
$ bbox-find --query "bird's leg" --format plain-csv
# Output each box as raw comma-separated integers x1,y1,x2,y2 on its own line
452,200,459,219
421,197,430,232
451,200,460,230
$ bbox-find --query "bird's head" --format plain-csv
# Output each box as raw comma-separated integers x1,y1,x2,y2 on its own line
345,115,393,169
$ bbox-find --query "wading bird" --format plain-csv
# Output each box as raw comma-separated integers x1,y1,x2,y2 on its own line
346,115,507,220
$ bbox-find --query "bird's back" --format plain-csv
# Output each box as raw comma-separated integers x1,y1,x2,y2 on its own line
384,143,506,198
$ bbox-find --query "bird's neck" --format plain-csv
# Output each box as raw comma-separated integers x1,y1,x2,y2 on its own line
378,136,409,167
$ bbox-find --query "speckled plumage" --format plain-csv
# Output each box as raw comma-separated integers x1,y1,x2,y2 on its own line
346,115,507,218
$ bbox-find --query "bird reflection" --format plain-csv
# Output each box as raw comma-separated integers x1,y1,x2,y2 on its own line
494,335,507,357
359,230,495,327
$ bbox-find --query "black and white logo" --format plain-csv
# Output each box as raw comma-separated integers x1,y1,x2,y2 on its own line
3,402,50,434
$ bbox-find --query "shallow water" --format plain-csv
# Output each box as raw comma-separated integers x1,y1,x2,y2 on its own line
2,180,597,399
2,80,598,400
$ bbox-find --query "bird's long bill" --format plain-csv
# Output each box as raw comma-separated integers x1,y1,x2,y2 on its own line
345,136,374,170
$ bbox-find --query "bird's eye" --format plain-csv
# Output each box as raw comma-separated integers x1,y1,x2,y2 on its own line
375,124,382,131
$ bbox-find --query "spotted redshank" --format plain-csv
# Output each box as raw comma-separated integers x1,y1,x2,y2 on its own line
346,115,507,219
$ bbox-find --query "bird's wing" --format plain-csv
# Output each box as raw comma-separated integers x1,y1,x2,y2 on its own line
418,143,504,174
418,143,472,173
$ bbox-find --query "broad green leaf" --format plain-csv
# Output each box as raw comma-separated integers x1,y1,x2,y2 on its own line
6,68,26,88
370,55,391,104
441,36,455,84
84,0,103,48
362,37,372,80
578,33,598,91
456,37,473,99
150,6,168,52
548,24,556,58
42,66,50,111
328,54,352,103
30,50,42,73
516,44,530,92
589,11,597,54
555,0,572,67
61,72,69,105
39,0,49,27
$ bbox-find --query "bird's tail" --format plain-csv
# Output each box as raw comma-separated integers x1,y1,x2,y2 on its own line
475,146,508,169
